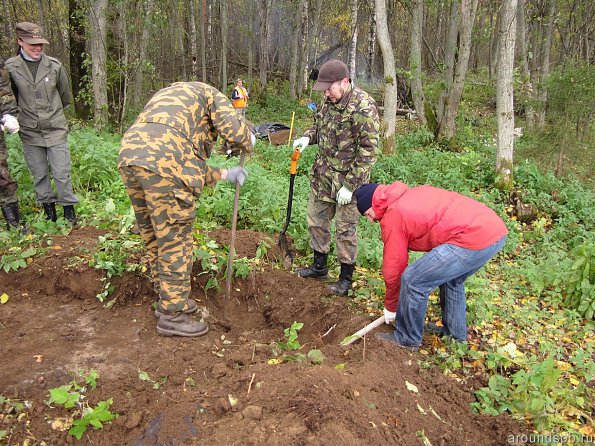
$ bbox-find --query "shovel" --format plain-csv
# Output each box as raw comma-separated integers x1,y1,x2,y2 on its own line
340,316,385,346
278,146,301,270
225,151,246,299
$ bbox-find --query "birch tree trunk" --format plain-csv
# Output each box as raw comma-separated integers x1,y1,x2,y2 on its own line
303,0,323,94
375,0,397,153
410,0,427,126
348,0,359,79
87,0,108,131
534,0,555,127
496,0,517,190
435,0,479,142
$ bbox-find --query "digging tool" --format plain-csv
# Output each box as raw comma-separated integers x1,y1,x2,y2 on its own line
225,151,246,299
278,151,301,269
340,316,385,346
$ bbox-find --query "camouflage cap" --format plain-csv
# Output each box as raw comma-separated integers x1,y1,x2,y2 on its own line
16,22,49,45
313,60,349,91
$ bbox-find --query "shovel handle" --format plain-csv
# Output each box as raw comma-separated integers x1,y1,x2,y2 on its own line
340,316,385,346
225,151,246,298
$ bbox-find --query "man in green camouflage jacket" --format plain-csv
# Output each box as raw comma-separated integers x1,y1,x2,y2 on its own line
292,60,380,295
119,82,253,337
1,55,28,232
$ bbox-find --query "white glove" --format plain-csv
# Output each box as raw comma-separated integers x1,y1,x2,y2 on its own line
1,114,19,134
224,167,248,186
384,308,396,325
336,186,353,205
250,132,256,148
292,136,309,153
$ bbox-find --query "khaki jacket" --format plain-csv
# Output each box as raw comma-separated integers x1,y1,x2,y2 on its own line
6,53,70,147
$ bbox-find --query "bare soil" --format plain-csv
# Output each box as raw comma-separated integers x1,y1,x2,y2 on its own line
0,227,527,445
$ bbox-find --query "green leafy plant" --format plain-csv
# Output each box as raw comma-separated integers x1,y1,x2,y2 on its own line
562,243,594,319
278,321,303,351
138,370,168,390
46,370,117,440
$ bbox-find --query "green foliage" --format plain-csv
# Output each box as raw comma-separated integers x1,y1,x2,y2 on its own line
138,370,168,390
278,321,303,351
562,244,594,319
46,370,117,440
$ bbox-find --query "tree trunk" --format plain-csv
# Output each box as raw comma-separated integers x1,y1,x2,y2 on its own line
297,0,309,96
220,0,228,92
535,0,555,127
348,0,359,79
130,0,155,114
303,0,323,93
68,0,90,120
289,0,305,99
87,0,108,131
375,0,397,153
189,0,199,80
436,0,479,142
366,4,377,81
259,0,272,94
410,0,427,126
201,0,208,82
516,0,533,124
495,0,517,190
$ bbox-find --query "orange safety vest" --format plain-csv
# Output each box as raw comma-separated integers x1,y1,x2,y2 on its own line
232,86,249,109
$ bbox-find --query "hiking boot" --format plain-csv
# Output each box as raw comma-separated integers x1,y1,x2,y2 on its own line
1,202,30,234
425,321,445,336
63,205,77,225
296,250,328,278
375,332,419,352
156,313,209,337
154,298,199,318
327,263,354,295
43,202,57,222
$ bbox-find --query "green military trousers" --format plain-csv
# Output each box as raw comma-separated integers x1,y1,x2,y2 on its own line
119,165,196,313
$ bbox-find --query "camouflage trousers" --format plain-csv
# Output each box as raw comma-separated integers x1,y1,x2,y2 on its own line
119,165,197,313
0,136,18,206
306,192,359,265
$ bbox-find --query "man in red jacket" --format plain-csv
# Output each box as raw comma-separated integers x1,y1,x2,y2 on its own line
354,182,508,350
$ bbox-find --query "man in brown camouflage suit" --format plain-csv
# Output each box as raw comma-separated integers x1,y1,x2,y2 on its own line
293,60,379,295
119,82,253,337
0,55,28,232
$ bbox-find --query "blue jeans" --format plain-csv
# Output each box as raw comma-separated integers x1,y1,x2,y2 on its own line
394,236,507,347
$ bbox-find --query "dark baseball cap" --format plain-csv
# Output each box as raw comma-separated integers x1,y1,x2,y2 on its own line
313,60,349,91
16,22,49,45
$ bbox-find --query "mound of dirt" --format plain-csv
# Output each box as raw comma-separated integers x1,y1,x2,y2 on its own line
0,227,527,445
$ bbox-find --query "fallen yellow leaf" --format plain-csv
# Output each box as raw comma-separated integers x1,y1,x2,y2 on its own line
0,293,9,304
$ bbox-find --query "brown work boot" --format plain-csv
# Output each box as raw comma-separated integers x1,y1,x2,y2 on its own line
154,298,199,317
156,313,209,337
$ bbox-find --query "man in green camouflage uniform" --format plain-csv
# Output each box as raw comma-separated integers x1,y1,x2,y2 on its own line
119,81,253,337
0,56,28,232
293,60,379,295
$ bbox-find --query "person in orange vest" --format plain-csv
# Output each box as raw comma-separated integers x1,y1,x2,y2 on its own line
231,78,249,118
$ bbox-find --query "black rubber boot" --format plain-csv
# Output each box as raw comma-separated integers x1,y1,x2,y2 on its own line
156,313,209,337
296,250,328,278
43,202,57,222
327,263,355,295
63,205,77,225
1,202,30,234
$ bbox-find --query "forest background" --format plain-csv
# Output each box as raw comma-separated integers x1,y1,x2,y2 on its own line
1,0,594,439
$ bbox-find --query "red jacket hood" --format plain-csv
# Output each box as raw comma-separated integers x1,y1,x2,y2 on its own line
372,182,409,220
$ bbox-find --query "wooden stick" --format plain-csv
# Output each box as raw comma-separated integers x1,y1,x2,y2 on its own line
247,373,256,395
225,151,246,298
340,316,385,346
